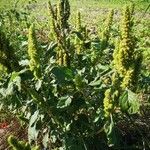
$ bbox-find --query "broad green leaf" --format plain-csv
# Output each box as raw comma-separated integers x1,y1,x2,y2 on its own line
104,116,119,147
45,42,57,57
96,64,109,71
21,41,28,47
51,67,66,82
57,96,72,109
28,122,39,143
51,67,74,84
19,59,29,66
119,89,140,114
35,79,42,91
29,110,39,127
89,80,101,86
93,108,103,123
43,131,49,148
119,90,129,111
72,31,83,40
65,137,85,150
9,71,20,82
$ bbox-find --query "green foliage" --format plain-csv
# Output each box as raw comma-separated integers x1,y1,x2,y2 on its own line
0,29,20,72
119,89,140,114
0,0,149,149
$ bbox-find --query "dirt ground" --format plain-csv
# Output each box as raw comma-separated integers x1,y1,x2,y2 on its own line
0,119,27,150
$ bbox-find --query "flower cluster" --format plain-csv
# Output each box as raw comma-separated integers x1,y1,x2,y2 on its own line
74,11,83,54
103,89,113,117
57,49,69,66
113,6,142,90
48,0,70,41
28,24,41,79
74,11,88,55
57,0,70,29
76,11,82,31
101,9,114,50
103,88,119,117
48,0,70,66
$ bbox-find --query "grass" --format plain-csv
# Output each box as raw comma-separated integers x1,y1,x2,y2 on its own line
0,0,149,13
0,0,149,57
0,0,149,27
0,0,149,36
1,0,149,9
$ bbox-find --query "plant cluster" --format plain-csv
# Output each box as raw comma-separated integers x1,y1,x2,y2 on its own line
0,0,149,149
